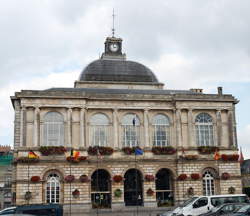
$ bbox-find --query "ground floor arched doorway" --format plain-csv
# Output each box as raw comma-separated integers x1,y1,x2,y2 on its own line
155,168,174,207
124,169,143,206
91,169,111,208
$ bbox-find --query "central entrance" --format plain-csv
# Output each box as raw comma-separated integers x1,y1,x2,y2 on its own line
124,169,143,206
91,169,111,208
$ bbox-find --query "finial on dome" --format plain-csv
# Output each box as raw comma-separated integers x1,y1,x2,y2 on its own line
112,8,115,37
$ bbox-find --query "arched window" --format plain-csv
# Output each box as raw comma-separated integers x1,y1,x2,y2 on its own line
153,114,170,146
195,113,214,146
43,112,64,146
90,113,109,146
46,173,60,203
122,114,140,147
203,170,215,196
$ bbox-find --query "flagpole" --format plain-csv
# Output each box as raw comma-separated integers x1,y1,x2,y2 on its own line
135,150,138,216
96,147,99,216
27,158,30,205
69,148,72,216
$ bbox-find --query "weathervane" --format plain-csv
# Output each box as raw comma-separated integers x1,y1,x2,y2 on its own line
112,8,115,37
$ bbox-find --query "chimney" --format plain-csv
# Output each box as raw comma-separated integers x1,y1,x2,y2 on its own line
218,87,223,95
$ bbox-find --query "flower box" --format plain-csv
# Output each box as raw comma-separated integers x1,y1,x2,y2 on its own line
197,146,218,154
146,188,154,196
88,146,114,156
30,176,41,182
39,146,66,156
16,157,39,163
114,189,122,197
152,146,176,155
177,174,187,181
145,174,155,182
122,146,142,155
221,172,230,180
72,189,80,198
113,175,123,183
65,175,75,183
79,175,89,183
66,156,87,163
221,154,239,161
181,155,198,160
190,173,200,180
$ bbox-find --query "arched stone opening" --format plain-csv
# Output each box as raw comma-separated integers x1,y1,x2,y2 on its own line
155,168,174,207
124,169,143,206
91,169,111,208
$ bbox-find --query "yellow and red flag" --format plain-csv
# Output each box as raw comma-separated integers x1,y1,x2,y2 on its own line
28,150,39,159
214,149,220,161
73,150,80,159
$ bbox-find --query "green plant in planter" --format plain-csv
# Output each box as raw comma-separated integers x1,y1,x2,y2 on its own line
16,157,40,163
88,146,114,156
114,189,122,198
24,191,32,200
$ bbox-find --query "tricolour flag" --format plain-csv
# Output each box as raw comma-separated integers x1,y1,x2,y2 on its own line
28,150,39,159
135,147,143,156
238,147,244,164
214,149,220,161
70,149,80,159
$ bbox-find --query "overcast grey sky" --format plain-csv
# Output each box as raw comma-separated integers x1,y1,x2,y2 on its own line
0,0,249,157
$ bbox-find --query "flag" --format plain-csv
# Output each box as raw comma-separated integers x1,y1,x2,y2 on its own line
135,147,143,155
239,147,244,164
214,149,220,161
28,150,39,159
70,149,80,159
73,150,80,159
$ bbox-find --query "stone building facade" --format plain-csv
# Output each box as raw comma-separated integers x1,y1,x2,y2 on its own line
11,36,242,212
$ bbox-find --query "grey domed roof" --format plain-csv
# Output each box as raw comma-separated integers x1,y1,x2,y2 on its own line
79,59,159,83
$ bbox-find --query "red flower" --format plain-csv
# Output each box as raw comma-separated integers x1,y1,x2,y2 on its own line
72,189,80,197
191,173,200,180
152,146,176,155
30,176,40,182
113,175,123,183
221,172,230,180
79,175,89,183
177,174,187,181
65,175,75,183
146,188,154,196
145,174,155,182
221,154,239,161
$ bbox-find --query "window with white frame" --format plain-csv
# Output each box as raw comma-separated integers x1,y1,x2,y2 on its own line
90,113,109,146
153,114,170,147
195,113,214,146
46,173,60,203
122,114,140,147
43,112,64,146
202,170,215,196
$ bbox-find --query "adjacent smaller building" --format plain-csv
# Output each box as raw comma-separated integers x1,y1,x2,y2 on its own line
241,159,250,197
0,146,13,209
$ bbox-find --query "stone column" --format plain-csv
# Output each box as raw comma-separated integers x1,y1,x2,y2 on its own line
113,109,119,148
144,108,150,148
228,109,236,147
33,107,40,147
176,109,183,148
187,109,193,147
67,108,72,147
80,107,85,148
216,109,222,147
20,106,26,147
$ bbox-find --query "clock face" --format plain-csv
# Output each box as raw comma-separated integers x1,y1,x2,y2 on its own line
109,43,119,52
